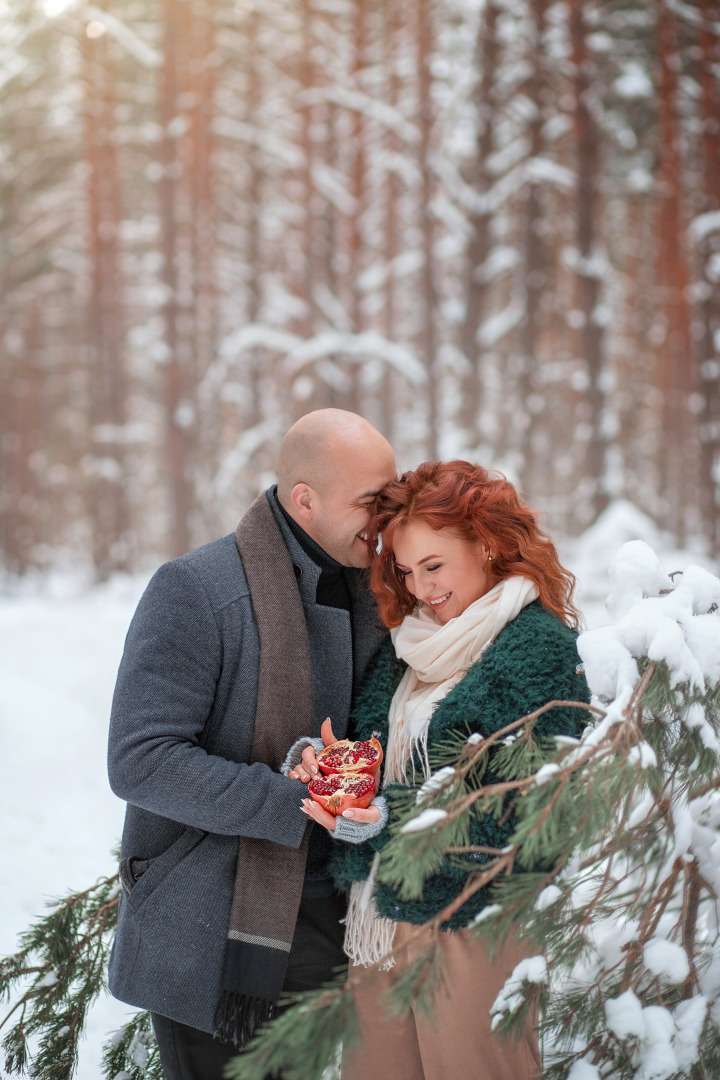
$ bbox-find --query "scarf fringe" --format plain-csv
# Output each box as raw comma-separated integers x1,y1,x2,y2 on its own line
215,991,278,1048
345,855,396,970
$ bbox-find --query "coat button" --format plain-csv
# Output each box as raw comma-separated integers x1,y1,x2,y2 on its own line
294,564,303,578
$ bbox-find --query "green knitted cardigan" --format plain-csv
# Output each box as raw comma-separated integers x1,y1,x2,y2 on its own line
330,599,591,929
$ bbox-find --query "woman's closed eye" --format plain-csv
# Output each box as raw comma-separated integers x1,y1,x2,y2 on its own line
397,564,441,577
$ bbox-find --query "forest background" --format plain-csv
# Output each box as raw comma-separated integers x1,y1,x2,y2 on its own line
2,0,720,581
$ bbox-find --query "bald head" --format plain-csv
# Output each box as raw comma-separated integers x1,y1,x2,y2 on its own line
276,409,397,568
277,409,391,502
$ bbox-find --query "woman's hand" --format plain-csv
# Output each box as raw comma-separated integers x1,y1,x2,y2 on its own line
300,797,382,832
289,718,336,783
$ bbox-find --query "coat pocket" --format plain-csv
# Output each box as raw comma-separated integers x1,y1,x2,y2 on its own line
124,826,208,912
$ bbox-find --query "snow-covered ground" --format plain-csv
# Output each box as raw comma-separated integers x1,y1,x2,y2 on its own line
0,501,715,1078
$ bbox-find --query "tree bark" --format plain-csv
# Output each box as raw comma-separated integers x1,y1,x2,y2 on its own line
696,0,720,553
459,0,500,443
655,1,694,544
416,0,440,458
158,0,194,556
570,0,608,520
82,19,131,580
517,0,549,495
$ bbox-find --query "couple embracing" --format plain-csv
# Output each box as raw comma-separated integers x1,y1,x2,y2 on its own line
107,409,589,1080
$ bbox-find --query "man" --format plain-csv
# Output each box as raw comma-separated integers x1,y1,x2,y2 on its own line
107,409,397,1080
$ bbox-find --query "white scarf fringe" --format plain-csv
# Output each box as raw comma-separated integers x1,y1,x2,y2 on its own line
345,855,397,969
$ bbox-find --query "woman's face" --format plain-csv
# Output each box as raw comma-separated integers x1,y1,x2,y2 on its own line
392,521,494,624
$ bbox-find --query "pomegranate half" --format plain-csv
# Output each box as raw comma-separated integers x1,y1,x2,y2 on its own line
308,771,376,816
317,737,383,777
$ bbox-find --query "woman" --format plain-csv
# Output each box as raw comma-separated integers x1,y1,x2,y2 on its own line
289,461,590,1080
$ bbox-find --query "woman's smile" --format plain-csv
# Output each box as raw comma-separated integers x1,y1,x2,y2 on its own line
426,591,452,609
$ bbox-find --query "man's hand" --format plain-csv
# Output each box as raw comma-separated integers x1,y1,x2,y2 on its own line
289,718,337,783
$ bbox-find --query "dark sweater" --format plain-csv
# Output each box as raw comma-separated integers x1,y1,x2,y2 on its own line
331,599,591,928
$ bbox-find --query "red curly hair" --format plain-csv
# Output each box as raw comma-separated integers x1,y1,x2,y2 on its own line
368,460,580,629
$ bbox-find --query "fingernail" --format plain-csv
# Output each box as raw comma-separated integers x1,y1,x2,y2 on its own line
311,765,318,774
343,810,355,818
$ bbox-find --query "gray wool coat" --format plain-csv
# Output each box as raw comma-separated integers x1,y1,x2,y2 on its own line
107,490,386,1034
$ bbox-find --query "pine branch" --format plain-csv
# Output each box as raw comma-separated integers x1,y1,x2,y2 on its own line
1,873,121,1079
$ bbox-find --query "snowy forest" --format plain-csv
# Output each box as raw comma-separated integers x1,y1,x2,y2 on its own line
1,0,720,579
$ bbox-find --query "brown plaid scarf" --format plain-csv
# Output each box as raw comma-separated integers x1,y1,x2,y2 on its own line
216,492,314,1046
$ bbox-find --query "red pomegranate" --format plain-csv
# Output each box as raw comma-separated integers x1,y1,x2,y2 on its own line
308,771,376,816
317,737,383,777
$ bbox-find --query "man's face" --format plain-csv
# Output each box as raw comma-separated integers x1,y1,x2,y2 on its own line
308,449,397,568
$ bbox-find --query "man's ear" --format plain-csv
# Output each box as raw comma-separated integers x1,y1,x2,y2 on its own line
290,483,314,521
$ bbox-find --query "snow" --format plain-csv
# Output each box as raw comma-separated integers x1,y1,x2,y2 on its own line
606,989,645,1039
643,938,690,984
577,538,720,704
614,63,654,100
689,210,720,243
490,955,547,1029
399,808,449,833
472,903,502,924
206,325,427,392
535,885,562,911
477,303,523,347
628,742,657,769
84,7,161,69
415,766,456,804
0,574,149,1079
603,992,707,1080
534,763,561,786
567,1063,600,1080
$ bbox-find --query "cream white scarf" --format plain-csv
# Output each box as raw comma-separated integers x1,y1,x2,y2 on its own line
345,575,539,968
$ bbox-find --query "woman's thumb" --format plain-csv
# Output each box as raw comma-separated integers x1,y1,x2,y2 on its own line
321,717,337,746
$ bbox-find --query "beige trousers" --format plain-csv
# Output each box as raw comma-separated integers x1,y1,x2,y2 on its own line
342,922,541,1080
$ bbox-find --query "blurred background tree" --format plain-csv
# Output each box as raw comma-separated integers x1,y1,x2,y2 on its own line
1,0,719,579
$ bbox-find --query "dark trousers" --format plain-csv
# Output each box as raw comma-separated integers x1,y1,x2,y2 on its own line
151,891,347,1080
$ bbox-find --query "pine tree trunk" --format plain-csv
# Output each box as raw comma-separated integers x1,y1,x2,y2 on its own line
655,1,694,545
379,0,401,443
159,0,194,556
346,0,368,415
696,0,720,554
570,0,608,521
82,22,130,580
518,0,548,496
416,0,440,459
245,6,264,424
459,0,500,444
187,0,218,527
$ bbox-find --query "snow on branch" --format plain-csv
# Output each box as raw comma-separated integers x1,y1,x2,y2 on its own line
302,86,419,145
665,0,720,37
689,210,720,243
282,330,426,386
477,304,524,347
212,118,303,169
84,8,161,69
209,420,282,499
201,325,427,397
